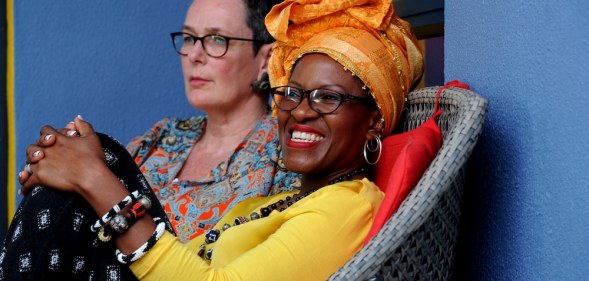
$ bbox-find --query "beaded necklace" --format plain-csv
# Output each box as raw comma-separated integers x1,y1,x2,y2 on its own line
197,166,369,260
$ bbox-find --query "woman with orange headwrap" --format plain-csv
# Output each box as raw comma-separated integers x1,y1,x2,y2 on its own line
14,0,423,280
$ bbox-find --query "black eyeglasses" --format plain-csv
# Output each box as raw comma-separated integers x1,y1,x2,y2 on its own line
270,86,376,114
170,32,265,58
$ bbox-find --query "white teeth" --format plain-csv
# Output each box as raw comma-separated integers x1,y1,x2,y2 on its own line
291,131,324,143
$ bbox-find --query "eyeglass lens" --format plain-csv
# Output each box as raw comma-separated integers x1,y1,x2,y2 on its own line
173,34,228,57
273,87,343,114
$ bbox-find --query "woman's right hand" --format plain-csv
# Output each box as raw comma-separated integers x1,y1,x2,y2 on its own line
18,117,88,188
18,117,108,195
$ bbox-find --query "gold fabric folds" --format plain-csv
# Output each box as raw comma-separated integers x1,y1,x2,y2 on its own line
266,0,424,136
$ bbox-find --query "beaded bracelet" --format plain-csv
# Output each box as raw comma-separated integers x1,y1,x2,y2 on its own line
91,191,140,232
115,217,166,264
97,195,152,243
127,201,147,221
108,196,152,234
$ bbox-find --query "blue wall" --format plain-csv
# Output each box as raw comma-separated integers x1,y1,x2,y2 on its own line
12,1,196,204
446,1,589,280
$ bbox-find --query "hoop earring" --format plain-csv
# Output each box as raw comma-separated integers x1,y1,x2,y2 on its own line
363,134,382,165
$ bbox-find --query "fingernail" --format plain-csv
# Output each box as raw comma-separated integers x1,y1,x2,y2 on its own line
76,115,84,120
18,188,23,195
33,151,41,157
67,130,78,137
44,134,54,141
68,121,75,124
18,171,22,178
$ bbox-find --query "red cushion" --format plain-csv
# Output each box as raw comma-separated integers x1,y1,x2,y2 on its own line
365,110,443,243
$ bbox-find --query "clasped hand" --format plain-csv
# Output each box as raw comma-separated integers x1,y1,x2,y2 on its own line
19,116,107,195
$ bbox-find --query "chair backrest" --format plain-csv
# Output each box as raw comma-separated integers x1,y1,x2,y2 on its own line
328,86,489,281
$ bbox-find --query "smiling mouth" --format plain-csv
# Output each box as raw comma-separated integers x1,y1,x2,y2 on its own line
290,130,325,143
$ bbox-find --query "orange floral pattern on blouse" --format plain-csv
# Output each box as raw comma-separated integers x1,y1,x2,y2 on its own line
127,112,300,242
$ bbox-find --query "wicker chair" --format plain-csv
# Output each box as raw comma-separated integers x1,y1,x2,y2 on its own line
328,86,489,281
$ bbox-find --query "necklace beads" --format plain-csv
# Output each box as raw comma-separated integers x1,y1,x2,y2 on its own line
327,166,369,185
197,166,369,260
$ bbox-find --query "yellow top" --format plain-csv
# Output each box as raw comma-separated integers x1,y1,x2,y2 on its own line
130,178,383,281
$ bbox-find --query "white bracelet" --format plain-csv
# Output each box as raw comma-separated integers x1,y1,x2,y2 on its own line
115,217,166,264
90,190,140,232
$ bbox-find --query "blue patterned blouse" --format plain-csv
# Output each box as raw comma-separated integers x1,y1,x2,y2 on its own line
127,112,300,242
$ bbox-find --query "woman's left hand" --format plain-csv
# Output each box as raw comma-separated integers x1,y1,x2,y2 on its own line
19,117,107,195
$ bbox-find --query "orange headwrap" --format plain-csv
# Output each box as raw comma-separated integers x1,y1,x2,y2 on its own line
266,0,424,136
